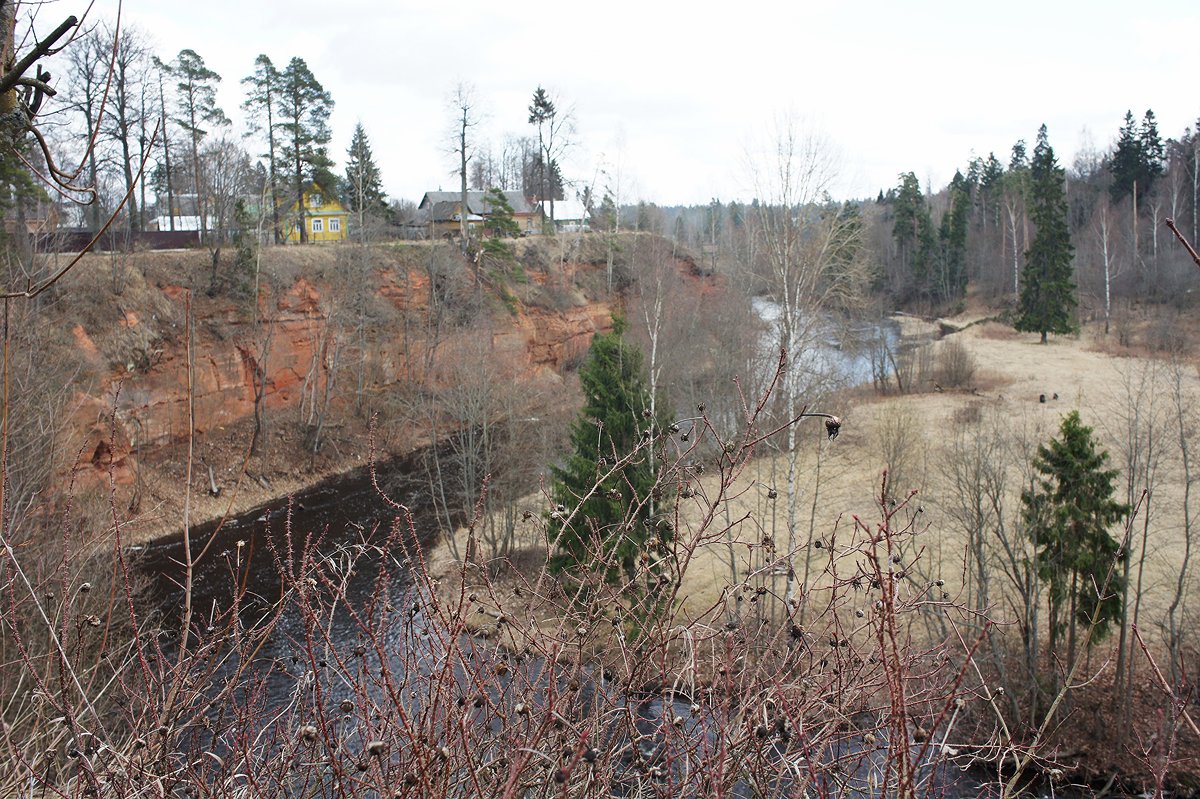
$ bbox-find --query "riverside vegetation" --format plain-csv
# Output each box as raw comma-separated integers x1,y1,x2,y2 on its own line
3,230,1200,798
4,8,1200,795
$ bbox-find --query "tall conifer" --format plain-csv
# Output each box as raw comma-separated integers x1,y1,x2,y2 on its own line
548,318,669,585
1016,125,1076,343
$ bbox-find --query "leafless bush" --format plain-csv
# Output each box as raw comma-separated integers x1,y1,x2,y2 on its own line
875,403,925,502
934,339,976,389
0,358,997,799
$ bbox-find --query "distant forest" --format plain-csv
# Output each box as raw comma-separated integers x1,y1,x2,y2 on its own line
636,110,1199,320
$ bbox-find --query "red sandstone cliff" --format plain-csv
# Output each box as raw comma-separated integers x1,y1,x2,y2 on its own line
43,236,713,537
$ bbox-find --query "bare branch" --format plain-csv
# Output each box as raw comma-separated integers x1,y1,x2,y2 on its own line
1165,217,1200,268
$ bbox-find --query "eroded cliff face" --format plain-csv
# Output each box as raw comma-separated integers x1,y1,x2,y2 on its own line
56,238,708,509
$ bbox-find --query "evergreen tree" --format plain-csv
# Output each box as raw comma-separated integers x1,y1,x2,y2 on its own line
978,152,1005,230
342,122,388,234
936,170,970,302
1110,110,1141,204
592,191,617,232
548,317,669,585
1109,109,1164,205
241,54,283,243
1138,108,1165,190
165,49,228,243
482,188,520,238
276,57,333,244
1022,411,1128,663
1009,139,1028,172
893,171,935,298
1015,125,1076,343
528,86,556,221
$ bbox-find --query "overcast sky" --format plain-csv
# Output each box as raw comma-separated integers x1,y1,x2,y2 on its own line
44,0,1200,206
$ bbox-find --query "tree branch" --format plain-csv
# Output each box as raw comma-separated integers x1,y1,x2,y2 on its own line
0,15,77,97
1165,217,1200,269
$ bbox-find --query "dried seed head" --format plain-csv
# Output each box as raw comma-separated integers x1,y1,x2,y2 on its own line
339,700,354,713
767,488,778,500
79,582,92,593
366,740,385,757
299,725,318,741
697,403,706,413
855,609,865,618
825,416,842,440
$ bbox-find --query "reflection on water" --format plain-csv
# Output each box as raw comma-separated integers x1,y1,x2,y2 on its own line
751,297,901,389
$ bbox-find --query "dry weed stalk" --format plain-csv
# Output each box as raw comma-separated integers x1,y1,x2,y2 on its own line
0,363,988,798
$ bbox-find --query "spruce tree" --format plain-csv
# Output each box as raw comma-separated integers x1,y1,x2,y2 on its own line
528,86,556,221
548,317,669,585
893,171,935,299
1139,109,1165,187
1015,125,1076,343
1110,110,1142,204
936,170,970,303
342,123,388,233
1022,411,1128,664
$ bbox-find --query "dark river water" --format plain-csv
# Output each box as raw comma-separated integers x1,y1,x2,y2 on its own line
131,453,1043,798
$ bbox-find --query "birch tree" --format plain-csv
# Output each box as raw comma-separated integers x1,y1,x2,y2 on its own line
747,117,868,603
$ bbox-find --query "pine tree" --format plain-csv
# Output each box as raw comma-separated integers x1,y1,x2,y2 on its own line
276,57,333,244
165,49,228,243
241,55,283,243
1015,125,1076,343
1022,411,1128,665
342,122,388,236
548,317,669,585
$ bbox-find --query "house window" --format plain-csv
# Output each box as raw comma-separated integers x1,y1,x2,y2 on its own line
311,218,324,233
329,218,341,233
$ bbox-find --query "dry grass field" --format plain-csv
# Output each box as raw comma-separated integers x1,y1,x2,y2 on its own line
443,308,1200,646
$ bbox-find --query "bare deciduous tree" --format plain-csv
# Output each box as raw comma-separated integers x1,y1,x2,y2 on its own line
746,116,869,602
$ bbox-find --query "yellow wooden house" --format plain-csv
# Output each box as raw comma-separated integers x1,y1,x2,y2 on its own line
282,184,349,244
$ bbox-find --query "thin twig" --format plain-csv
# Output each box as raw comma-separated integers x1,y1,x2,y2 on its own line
1131,624,1200,737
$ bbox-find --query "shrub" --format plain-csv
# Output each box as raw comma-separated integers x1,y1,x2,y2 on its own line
934,338,976,389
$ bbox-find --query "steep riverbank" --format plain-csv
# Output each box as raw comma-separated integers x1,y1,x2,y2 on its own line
30,233,717,546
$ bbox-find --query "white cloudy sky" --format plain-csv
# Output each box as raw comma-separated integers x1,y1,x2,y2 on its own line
36,0,1200,205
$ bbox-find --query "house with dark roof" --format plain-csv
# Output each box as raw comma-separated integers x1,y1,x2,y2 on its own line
413,190,540,237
